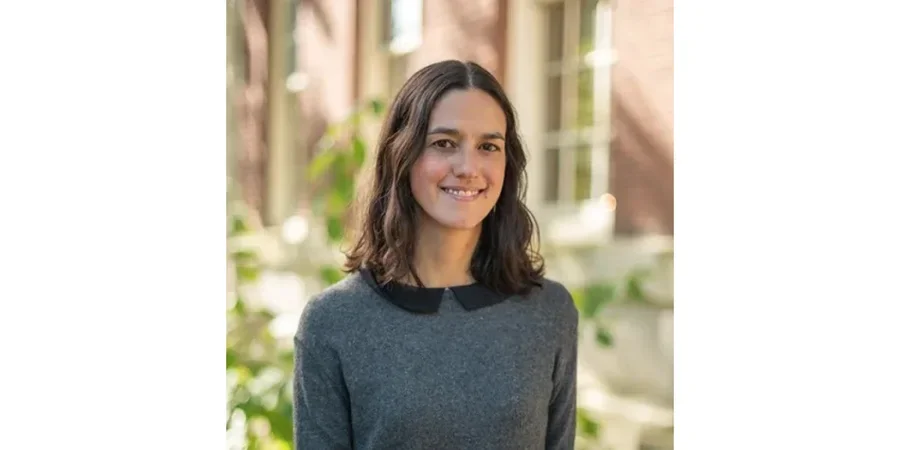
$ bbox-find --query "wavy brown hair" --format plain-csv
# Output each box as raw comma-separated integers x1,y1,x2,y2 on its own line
344,60,544,296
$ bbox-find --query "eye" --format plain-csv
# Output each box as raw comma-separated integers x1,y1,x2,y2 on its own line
480,142,502,152
431,139,456,149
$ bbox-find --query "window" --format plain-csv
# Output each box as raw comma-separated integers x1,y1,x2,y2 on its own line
383,0,423,98
542,0,614,205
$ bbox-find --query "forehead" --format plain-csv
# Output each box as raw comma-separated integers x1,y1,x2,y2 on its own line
428,88,506,132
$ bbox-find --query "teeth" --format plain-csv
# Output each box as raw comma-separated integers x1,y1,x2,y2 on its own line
444,188,480,197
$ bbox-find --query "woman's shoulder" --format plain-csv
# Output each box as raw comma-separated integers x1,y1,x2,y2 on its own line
295,272,370,341
528,276,579,324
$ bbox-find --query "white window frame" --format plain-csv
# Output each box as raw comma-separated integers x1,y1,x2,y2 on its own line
384,0,423,53
382,0,423,98
506,0,618,247
354,0,424,108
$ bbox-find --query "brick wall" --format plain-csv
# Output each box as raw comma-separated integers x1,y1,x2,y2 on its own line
610,0,674,236
297,0,358,148
294,0,359,210
296,0,508,162
404,0,508,85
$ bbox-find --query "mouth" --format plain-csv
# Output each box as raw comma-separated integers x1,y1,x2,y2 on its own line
440,187,485,201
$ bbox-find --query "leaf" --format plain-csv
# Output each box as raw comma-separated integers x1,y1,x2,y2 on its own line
332,151,349,175
369,98,385,115
576,407,600,438
347,110,363,129
571,289,587,315
232,249,257,265
626,273,647,302
351,135,367,166
261,439,291,450
234,366,253,384
307,150,337,181
326,216,344,242
229,213,250,235
581,283,617,317
233,297,246,314
595,327,614,347
256,309,276,321
325,190,348,216
334,170,356,208
319,266,345,285
579,296,602,319
237,265,259,283
264,403,295,445
324,122,342,140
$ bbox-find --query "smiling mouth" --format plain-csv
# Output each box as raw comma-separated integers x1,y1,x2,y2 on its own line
440,187,485,200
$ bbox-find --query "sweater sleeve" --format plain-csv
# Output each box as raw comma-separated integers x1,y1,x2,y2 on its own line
293,300,353,449
545,294,579,450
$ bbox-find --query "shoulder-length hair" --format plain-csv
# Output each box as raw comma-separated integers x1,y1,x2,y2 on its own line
344,60,544,295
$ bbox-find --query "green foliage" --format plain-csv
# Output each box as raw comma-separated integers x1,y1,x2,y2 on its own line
307,98,385,284
575,283,617,318
319,266,344,286
572,267,653,349
571,268,654,445
576,407,601,439
226,98,385,450
226,201,295,450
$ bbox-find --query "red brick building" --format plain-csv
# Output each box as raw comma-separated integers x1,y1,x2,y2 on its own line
230,0,672,244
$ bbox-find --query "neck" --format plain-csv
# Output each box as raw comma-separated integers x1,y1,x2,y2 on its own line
409,220,481,287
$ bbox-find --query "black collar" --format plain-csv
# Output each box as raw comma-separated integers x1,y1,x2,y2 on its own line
359,269,507,314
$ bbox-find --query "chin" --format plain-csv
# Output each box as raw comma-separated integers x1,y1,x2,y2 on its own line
434,214,486,230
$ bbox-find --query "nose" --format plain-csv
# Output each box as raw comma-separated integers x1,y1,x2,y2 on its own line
452,144,479,178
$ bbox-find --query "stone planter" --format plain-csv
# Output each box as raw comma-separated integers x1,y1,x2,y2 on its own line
578,303,673,450
542,237,674,450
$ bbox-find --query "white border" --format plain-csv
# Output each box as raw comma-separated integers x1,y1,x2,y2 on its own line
676,0,900,449
4,1,900,449
2,1,221,448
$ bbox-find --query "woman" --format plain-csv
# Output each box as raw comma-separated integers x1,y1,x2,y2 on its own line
293,60,578,450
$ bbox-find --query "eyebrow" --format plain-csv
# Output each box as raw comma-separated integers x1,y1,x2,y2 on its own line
427,126,505,141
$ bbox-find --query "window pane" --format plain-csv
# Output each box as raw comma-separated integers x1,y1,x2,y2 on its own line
579,0,599,56
547,2,564,63
545,148,561,202
546,75,562,131
576,69,594,128
574,146,593,201
388,0,423,49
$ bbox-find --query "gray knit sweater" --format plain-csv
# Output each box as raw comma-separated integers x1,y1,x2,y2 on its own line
292,270,579,450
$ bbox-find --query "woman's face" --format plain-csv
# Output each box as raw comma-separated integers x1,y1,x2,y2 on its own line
410,88,507,230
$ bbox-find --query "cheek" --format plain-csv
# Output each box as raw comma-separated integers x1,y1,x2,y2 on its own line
414,156,449,183
410,155,450,196
487,157,507,190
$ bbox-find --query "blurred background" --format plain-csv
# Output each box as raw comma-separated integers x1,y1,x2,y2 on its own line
226,0,673,449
